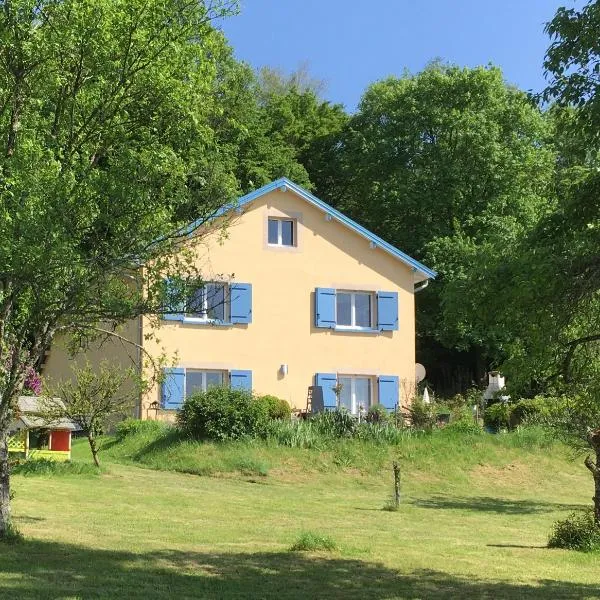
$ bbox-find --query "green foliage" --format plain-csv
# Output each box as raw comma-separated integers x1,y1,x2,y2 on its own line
440,416,483,436
407,397,436,430
0,521,23,544
484,402,512,430
177,387,270,441
11,459,100,477
548,509,600,552
365,404,392,425
255,395,292,421
310,410,357,438
115,418,170,442
289,532,338,552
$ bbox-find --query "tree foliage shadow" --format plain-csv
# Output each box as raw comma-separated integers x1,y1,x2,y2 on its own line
0,539,599,599
412,495,586,515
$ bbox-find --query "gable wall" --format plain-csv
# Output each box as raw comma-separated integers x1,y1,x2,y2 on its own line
142,188,417,414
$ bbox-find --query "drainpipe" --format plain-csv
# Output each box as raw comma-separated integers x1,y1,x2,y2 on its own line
414,279,429,294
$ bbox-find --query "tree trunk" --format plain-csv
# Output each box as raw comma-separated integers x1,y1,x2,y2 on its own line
88,434,100,468
0,434,12,538
584,428,600,527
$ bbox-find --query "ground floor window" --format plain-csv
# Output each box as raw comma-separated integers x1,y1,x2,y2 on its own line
337,376,372,415
185,370,225,397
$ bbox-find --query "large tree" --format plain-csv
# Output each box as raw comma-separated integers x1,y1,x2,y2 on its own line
308,64,555,393
0,0,240,537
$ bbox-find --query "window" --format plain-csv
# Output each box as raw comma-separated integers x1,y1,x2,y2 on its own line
268,218,295,246
185,370,225,397
338,376,371,415
336,291,373,329
186,282,226,321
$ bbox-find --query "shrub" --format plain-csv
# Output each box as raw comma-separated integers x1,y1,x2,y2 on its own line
548,509,600,552
365,404,392,425
255,395,292,421
407,397,435,429
311,410,357,438
510,396,567,427
290,532,338,552
484,401,512,430
115,418,169,441
441,416,482,436
177,386,270,441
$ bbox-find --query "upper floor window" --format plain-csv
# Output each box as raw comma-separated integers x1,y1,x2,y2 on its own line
336,291,373,329
268,218,295,247
186,282,227,322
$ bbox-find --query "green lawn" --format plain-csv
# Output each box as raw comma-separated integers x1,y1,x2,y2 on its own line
2,431,599,599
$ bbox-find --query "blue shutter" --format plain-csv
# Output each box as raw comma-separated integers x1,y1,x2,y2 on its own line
377,291,399,331
315,373,338,410
315,288,336,328
230,283,252,324
378,375,399,412
161,367,185,409
230,370,252,391
162,278,184,321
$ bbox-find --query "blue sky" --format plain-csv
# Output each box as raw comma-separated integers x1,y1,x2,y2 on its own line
218,0,584,111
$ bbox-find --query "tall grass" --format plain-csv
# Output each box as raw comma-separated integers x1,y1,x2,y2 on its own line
93,418,562,479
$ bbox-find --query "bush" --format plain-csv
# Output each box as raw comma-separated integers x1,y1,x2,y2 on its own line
510,396,567,427
484,401,512,430
548,509,600,552
407,397,435,429
365,404,392,425
441,416,482,436
115,418,169,441
177,386,270,441
255,395,292,421
290,532,338,552
311,410,357,438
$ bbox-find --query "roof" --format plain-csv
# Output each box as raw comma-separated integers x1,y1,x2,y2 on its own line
186,178,437,282
16,396,77,431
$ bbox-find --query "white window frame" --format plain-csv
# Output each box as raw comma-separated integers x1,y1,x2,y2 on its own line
185,282,228,323
337,375,372,415
335,291,375,330
185,369,226,397
268,217,296,247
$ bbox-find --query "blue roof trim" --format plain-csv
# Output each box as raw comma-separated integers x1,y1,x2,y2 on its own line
187,178,437,280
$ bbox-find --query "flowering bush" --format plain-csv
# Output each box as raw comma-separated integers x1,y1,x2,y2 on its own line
23,367,42,396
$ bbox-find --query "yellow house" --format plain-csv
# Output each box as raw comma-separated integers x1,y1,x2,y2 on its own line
44,178,435,419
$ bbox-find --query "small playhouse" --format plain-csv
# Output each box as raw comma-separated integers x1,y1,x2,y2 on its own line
7,396,76,462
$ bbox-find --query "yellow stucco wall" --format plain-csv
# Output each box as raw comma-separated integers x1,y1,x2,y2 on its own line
142,187,418,417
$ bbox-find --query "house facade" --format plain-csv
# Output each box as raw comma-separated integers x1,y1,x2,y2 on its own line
43,178,435,418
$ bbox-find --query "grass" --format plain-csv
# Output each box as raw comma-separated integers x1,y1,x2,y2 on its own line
2,427,600,599
290,532,338,552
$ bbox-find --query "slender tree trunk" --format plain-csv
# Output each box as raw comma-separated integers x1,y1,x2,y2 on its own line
88,434,100,468
0,433,12,537
584,428,600,527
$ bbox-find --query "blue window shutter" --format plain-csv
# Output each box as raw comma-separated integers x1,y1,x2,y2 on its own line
230,283,252,324
377,291,399,331
163,278,184,321
161,368,185,409
378,375,399,412
315,373,338,409
230,370,252,391
315,288,336,328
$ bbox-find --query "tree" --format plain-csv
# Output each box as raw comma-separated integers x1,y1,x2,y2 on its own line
0,0,239,538
309,63,555,393
41,362,142,467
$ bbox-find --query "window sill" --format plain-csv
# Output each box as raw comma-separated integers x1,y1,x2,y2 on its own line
333,326,381,334
182,318,231,327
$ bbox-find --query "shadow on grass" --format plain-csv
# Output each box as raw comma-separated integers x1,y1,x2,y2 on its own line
412,495,585,515
0,539,598,599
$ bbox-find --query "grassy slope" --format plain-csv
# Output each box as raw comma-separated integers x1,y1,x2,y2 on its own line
2,431,599,599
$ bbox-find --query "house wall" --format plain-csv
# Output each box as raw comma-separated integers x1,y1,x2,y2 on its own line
142,187,417,417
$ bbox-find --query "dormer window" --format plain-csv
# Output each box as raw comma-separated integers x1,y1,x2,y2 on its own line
268,218,295,247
